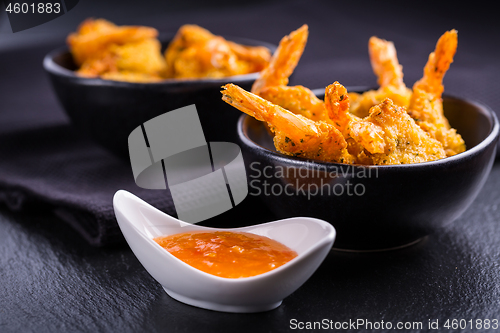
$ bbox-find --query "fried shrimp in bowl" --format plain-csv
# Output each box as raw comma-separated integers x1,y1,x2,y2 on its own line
165,24,271,79
67,18,158,67
44,19,277,158
224,27,464,166
223,27,498,251
222,83,354,164
236,89,499,249
68,18,164,82
66,19,272,83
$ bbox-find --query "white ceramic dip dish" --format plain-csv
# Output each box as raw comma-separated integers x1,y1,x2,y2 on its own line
113,190,336,313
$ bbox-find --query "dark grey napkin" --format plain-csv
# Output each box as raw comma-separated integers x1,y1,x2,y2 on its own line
0,124,175,246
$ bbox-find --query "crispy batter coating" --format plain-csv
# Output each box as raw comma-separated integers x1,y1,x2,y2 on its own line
68,20,271,82
226,41,273,72
350,99,446,165
110,39,166,75
222,84,354,163
67,18,158,66
164,24,271,79
349,85,412,118
77,38,167,79
259,85,329,122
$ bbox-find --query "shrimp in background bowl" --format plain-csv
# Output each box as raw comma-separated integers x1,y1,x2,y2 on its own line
67,19,272,82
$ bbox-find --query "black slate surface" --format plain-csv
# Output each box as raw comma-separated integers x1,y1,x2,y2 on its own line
1,0,500,332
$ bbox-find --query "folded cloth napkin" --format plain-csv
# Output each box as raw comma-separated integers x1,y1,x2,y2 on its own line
0,123,176,246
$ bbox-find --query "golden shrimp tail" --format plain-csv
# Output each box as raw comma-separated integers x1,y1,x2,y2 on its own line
221,84,298,128
324,81,353,135
222,83,318,135
259,85,327,121
251,24,308,94
226,41,271,70
415,29,457,96
368,36,405,89
222,83,269,122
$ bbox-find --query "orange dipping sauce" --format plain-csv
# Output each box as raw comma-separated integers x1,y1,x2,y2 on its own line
154,231,298,278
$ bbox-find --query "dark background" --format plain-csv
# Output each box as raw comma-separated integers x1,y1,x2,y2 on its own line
1,1,500,332
1,0,499,131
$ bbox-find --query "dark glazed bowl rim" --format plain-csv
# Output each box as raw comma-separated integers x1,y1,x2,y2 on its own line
237,88,500,170
43,34,277,88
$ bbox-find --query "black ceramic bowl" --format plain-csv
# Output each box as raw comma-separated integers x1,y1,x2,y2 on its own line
238,89,499,250
43,35,277,159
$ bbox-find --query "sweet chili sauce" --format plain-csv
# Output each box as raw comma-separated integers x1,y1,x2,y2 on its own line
154,231,298,278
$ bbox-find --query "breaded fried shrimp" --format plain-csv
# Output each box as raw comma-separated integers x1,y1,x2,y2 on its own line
222,84,354,163
408,29,465,156
259,85,328,122
351,99,446,165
